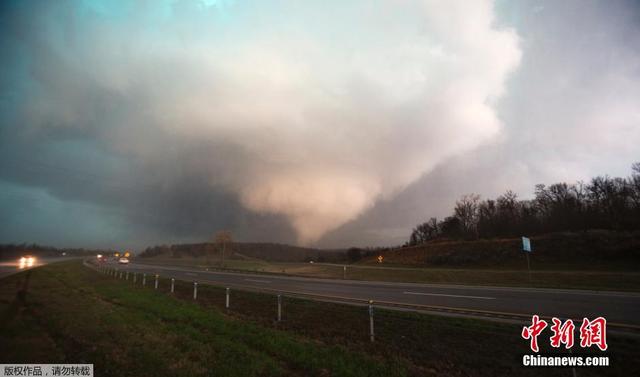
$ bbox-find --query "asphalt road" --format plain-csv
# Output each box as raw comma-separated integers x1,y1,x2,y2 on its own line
104,261,640,329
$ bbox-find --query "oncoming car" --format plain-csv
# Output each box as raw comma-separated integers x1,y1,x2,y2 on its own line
19,255,36,269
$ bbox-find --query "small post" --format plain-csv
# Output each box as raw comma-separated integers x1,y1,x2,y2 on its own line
343,265,347,279
126,271,129,280
154,274,159,290
225,287,230,309
171,278,175,293
368,300,375,343
522,236,533,284
120,271,123,279
277,294,282,322
142,273,146,287
133,273,137,284
193,282,198,300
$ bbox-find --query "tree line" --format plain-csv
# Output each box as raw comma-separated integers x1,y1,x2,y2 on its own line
408,163,640,245
0,243,110,259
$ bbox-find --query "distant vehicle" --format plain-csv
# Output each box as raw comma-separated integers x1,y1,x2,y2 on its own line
118,257,130,264
309,261,314,264
19,255,36,269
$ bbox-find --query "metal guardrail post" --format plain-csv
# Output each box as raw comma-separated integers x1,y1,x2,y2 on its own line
277,294,282,322
193,282,198,300
368,300,375,342
225,287,230,309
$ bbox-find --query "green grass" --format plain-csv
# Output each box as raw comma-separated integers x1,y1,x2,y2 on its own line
2,261,639,376
0,262,404,376
137,257,640,291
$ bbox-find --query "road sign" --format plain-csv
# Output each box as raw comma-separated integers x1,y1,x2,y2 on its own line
377,255,383,263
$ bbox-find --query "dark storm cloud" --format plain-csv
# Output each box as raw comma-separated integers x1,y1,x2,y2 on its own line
3,0,636,250
0,0,522,248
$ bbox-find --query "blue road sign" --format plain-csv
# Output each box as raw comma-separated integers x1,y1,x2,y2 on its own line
522,237,532,252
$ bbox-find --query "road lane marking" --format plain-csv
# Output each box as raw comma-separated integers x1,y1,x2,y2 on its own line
244,278,271,284
403,291,495,300
186,272,198,276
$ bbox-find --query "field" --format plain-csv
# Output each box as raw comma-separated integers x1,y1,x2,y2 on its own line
1,260,639,376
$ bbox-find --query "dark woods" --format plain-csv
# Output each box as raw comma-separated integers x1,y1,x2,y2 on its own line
408,163,640,245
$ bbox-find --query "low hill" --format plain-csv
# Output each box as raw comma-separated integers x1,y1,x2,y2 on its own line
140,242,346,263
360,230,640,270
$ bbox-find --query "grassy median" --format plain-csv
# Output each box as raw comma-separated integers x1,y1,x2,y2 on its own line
1,261,638,376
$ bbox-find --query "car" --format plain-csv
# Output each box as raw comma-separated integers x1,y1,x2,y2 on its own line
19,255,35,269
118,257,130,264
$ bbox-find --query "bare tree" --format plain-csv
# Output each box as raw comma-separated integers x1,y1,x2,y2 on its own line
409,217,440,245
454,194,480,238
214,230,233,267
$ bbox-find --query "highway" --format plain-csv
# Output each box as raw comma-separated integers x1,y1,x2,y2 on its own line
104,261,640,330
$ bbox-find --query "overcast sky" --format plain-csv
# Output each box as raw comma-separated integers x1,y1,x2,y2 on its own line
1,0,638,250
